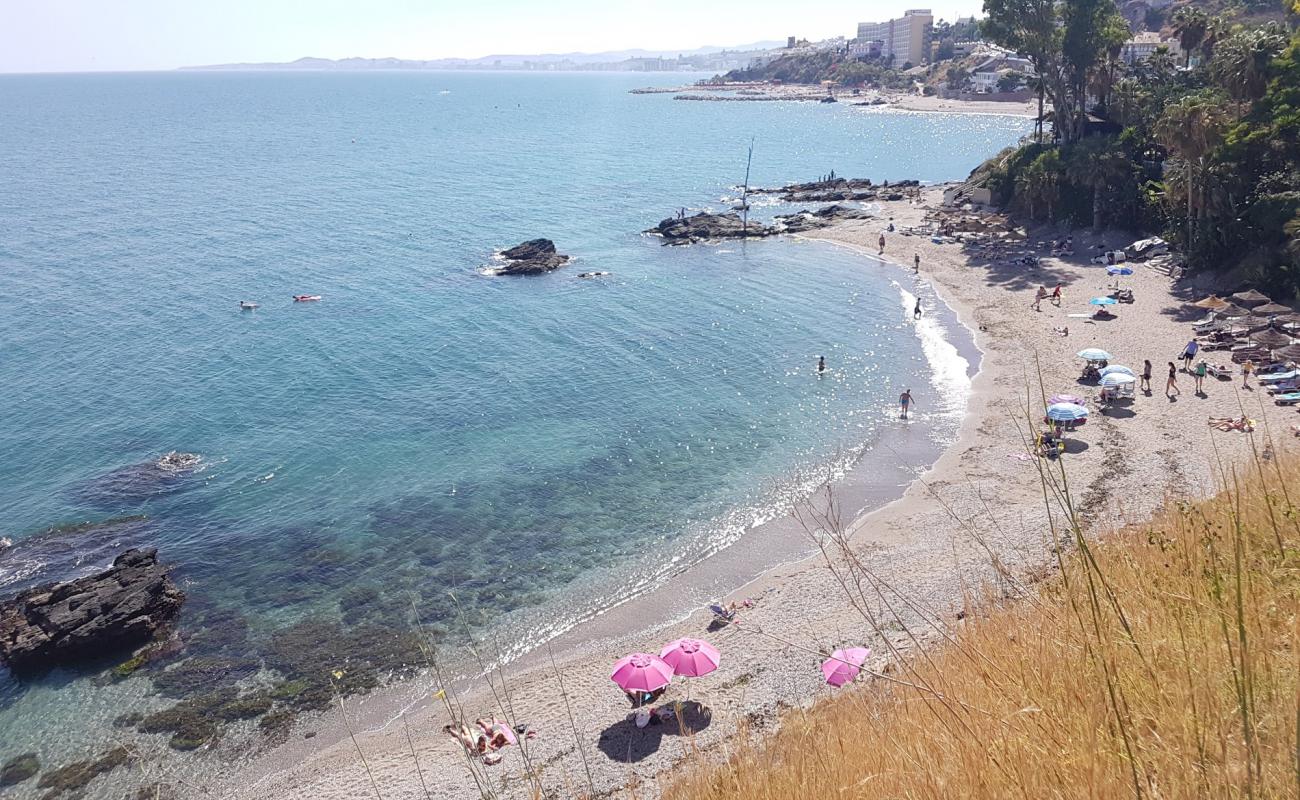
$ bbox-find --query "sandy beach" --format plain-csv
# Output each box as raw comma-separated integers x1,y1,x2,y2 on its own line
209,187,1297,800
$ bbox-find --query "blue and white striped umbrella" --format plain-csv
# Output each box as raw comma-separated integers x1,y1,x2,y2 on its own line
1100,372,1136,388
1090,296,1119,306
1106,266,1134,276
1077,348,1113,362
1046,402,1090,422
1099,365,1135,377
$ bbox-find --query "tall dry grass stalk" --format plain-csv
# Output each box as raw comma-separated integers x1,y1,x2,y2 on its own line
662,441,1300,799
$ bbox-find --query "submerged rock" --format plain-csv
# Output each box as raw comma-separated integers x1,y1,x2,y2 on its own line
0,548,185,674
0,753,39,787
36,747,132,797
491,238,571,275
647,212,776,244
71,453,203,509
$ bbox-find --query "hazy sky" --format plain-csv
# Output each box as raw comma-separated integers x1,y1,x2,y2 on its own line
1,0,986,73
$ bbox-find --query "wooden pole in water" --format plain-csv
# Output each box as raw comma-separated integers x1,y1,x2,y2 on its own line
741,138,754,234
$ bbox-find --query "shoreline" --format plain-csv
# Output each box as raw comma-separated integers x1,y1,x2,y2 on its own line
216,186,1296,799
636,82,1038,118
211,236,982,798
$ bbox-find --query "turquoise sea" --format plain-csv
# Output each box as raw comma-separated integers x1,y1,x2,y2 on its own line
0,70,1029,779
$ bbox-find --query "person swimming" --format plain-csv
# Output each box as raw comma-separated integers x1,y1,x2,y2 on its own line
818,355,826,374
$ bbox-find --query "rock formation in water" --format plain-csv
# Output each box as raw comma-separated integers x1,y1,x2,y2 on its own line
773,204,876,233
494,239,571,275
0,548,185,674
750,177,920,203
647,212,777,244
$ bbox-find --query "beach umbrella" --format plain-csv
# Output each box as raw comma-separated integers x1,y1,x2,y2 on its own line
1193,295,1230,310
1251,330,1292,350
1230,315,1271,331
1046,402,1090,422
1049,393,1085,405
1231,289,1272,308
1077,348,1112,362
1099,365,1135,377
1089,296,1118,306
1106,266,1134,276
1215,303,1251,318
821,647,871,687
1275,343,1300,361
1252,302,1293,316
610,653,675,693
1100,372,1137,388
660,638,721,678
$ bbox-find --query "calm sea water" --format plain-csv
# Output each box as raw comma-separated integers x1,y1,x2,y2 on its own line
0,70,1028,775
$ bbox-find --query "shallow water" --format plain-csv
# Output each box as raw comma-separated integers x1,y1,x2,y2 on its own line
0,70,1027,780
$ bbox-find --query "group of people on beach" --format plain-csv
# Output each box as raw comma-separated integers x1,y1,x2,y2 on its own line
444,718,536,765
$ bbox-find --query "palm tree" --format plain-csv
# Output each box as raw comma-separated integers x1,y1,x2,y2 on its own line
1211,27,1288,102
1110,77,1149,129
1171,7,1209,67
1155,94,1229,249
1016,149,1063,222
1146,46,1177,83
1065,137,1134,232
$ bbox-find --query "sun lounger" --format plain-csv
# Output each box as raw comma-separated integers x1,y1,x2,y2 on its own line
1259,369,1300,383
1274,393,1300,405
1205,363,1233,379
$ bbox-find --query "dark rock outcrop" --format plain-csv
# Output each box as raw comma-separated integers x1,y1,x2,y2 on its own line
751,177,921,203
647,212,776,244
493,239,571,275
0,548,185,674
773,204,876,233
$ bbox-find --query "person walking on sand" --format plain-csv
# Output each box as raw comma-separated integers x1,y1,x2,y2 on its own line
1194,359,1208,394
913,253,920,273
1051,283,1062,306
818,355,826,375
1181,338,1199,371
914,298,923,319
1141,359,1152,394
899,389,915,419
1032,285,1047,312
1166,362,1180,397
1242,359,1254,389
878,233,886,255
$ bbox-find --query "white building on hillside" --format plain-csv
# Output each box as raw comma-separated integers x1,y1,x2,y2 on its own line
855,9,934,66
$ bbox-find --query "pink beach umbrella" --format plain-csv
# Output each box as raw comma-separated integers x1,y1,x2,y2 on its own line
821,647,871,687
660,638,721,678
610,652,675,693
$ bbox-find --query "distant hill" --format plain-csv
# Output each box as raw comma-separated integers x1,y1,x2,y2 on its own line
182,43,785,71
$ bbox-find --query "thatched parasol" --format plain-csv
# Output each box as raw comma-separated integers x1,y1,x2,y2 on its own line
1250,329,1292,350
1275,343,1300,361
1231,289,1272,308
1252,302,1294,316
1216,303,1252,318
1193,295,1230,310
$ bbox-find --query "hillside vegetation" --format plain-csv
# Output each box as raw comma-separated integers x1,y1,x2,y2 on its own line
663,445,1300,799
975,0,1300,295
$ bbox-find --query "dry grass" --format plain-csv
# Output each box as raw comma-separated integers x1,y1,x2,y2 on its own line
662,447,1300,799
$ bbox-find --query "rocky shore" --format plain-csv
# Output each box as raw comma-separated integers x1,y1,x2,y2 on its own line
0,547,185,674
647,204,878,244
751,177,921,203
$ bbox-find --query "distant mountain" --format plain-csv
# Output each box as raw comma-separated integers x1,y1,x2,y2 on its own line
181,43,785,71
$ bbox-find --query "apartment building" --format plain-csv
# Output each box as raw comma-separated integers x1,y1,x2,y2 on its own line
854,9,933,66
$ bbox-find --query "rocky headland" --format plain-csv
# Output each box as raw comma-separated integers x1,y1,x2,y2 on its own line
647,205,875,244
751,177,921,203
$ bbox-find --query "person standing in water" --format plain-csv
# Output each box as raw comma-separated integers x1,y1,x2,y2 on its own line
913,253,920,273
913,298,922,319
878,233,886,255
817,355,826,375
899,389,915,419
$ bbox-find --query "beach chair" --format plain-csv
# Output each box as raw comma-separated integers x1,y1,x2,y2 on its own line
1274,393,1300,406
1266,381,1299,395
1260,369,1300,384
1205,363,1233,380
1035,432,1065,458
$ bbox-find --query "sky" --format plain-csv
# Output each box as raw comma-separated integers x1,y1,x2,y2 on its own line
0,0,987,73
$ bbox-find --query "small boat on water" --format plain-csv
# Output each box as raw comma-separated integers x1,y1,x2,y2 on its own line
293,295,322,302
239,301,259,310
